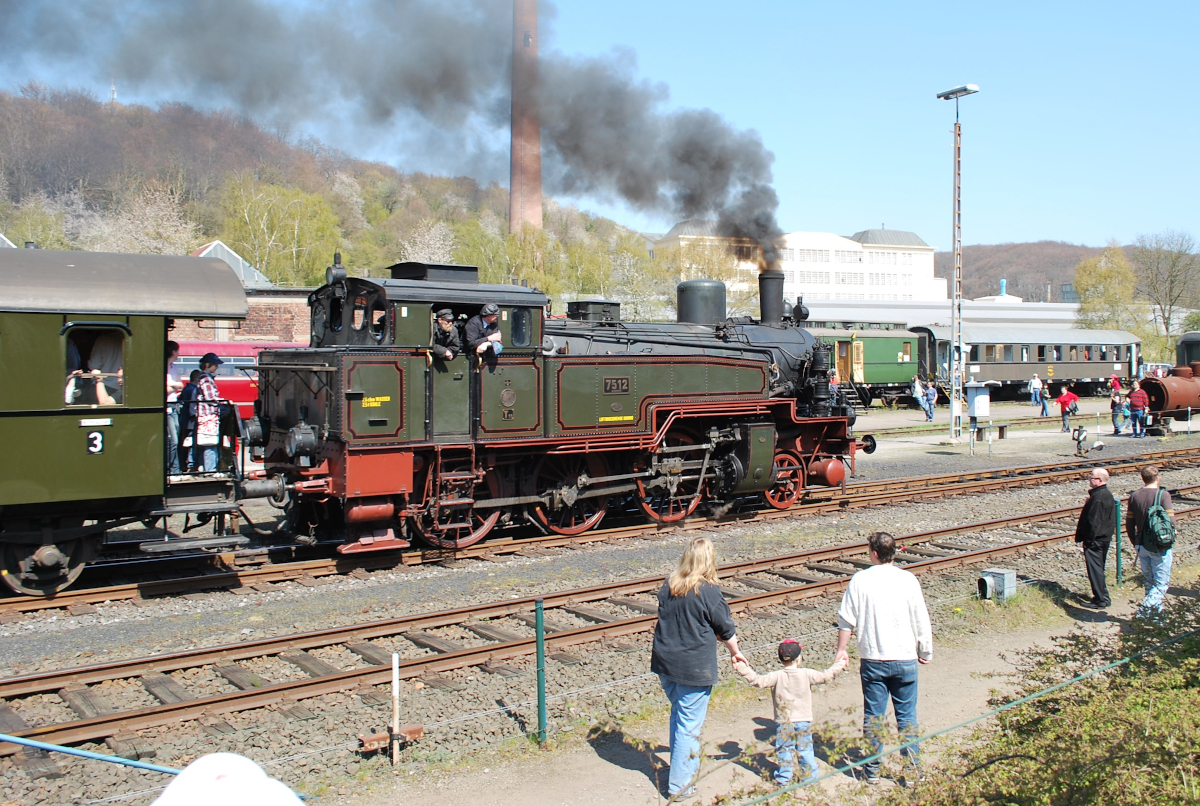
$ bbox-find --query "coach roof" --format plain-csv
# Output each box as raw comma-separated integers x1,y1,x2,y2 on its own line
0,249,248,318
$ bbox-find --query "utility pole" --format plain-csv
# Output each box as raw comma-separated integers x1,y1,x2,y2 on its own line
937,84,979,441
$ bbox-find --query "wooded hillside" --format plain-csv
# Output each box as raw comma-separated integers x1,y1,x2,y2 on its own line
934,241,1111,301
0,84,703,317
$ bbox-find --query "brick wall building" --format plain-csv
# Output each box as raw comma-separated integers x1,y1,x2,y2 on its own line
170,289,311,343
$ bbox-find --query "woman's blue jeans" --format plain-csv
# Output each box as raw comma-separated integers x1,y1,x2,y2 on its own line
658,675,712,796
859,659,920,777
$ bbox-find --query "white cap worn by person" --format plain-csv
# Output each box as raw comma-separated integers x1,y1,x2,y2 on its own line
152,753,303,806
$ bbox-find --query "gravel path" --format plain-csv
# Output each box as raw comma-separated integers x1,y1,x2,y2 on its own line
1,424,1196,805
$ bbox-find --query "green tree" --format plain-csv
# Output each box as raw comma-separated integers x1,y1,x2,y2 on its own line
1183,311,1200,333
219,174,341,285
0,194,71,250
1073,243,1139,330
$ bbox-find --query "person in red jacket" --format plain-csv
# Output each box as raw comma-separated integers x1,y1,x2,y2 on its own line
1127,380,1149,438
1056,386,1080,432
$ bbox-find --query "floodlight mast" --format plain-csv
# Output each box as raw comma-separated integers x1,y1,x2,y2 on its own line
937,83,978,441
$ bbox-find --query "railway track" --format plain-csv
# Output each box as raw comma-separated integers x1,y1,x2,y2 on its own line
5,445,1200,616
0,493,1195,759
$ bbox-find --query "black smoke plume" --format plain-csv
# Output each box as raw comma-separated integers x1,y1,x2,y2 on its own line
0,0,782,262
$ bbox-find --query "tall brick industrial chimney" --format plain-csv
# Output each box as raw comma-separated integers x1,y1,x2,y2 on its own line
508,0,542,233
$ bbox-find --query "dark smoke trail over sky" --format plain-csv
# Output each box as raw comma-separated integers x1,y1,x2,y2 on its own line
0,0,782,261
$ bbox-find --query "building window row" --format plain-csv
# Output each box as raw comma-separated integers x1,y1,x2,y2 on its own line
779,248,795,261
795,249,830,263
835,272,865,285
734,245,759,262
866,251,898,265
794,270,831,284
834,250,861,263
866,272,914,286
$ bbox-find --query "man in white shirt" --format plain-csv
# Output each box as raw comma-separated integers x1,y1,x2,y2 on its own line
834,532,933,784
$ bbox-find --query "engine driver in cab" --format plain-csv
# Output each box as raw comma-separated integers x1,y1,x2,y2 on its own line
432,309,462,361
466,302,503,357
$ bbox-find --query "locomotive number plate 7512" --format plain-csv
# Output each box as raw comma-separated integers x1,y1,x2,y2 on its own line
603,377,630,395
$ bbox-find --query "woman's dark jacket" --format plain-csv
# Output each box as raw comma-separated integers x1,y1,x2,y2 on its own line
650,579,736,687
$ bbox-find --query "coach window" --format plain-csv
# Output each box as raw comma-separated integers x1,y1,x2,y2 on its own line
1021,346,1030,362
902,342,912,362
65,327,125,407
1004,345,1013,362
511,308,532,347
1069,346,1077,361
1100,346,1109,361
1037,346,1046,361
1054,346,1063,360
984,345,995,362
969,345,980,361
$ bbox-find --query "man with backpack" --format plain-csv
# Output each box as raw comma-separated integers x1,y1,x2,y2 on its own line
1125,465,1175,616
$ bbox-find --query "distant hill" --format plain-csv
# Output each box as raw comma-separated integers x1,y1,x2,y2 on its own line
934,241,1117,302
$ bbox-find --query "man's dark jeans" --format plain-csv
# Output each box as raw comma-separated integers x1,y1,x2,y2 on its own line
860,659,920,777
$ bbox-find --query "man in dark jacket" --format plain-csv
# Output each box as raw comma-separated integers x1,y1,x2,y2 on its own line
430,309,462,360
464,302,503,356
1076,467,1116,608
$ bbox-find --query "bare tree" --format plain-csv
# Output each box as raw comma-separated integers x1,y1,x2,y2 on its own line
400,219,455,263
1131,230,1198,334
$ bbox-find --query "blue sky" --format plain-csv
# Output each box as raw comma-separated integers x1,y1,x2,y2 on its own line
6,0,1197,249
547,0,1199,248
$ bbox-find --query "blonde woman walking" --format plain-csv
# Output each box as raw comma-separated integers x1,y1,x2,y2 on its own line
650,537,746,797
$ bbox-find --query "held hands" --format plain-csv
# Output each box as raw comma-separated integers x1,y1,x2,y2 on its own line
730,649,747,666
834,649,850,665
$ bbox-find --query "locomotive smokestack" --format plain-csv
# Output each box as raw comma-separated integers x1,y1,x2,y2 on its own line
759,269,785,325
508,0,543,233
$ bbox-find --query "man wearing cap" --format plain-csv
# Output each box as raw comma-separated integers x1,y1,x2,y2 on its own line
194,353,224,472
465,303,503,357
431,309,462,360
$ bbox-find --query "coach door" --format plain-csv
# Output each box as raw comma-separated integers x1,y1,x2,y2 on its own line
851,341,865,383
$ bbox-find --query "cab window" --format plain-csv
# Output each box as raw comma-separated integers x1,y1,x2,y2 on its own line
511,308,532,347
65,328,125,406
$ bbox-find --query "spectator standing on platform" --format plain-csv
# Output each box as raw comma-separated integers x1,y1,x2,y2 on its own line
1110,386,1127,436
1057,386,1080,432
911,376,924,415
835,532,933,784
1125,465,1175,617
177,370,202,471
194,353,223,472
650,537,746,797
1075,468,1116,609
923,383,937,422
1127,380,1149,438
1029,373,1043,407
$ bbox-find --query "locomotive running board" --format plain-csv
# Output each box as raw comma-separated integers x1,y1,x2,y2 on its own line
139,535,250,553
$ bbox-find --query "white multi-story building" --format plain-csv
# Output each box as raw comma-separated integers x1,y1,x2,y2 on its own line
777,229,945,304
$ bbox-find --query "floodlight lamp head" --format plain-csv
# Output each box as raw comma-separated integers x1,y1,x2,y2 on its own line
937,84,979,100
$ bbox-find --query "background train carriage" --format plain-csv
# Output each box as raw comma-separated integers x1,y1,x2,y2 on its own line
797,322,919,408
912,324,1140,398
0,248,248,594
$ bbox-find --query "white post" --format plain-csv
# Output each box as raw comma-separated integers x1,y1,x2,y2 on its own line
391,653,401,765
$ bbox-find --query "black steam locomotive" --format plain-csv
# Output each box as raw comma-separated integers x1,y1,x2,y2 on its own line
251,262,874,552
